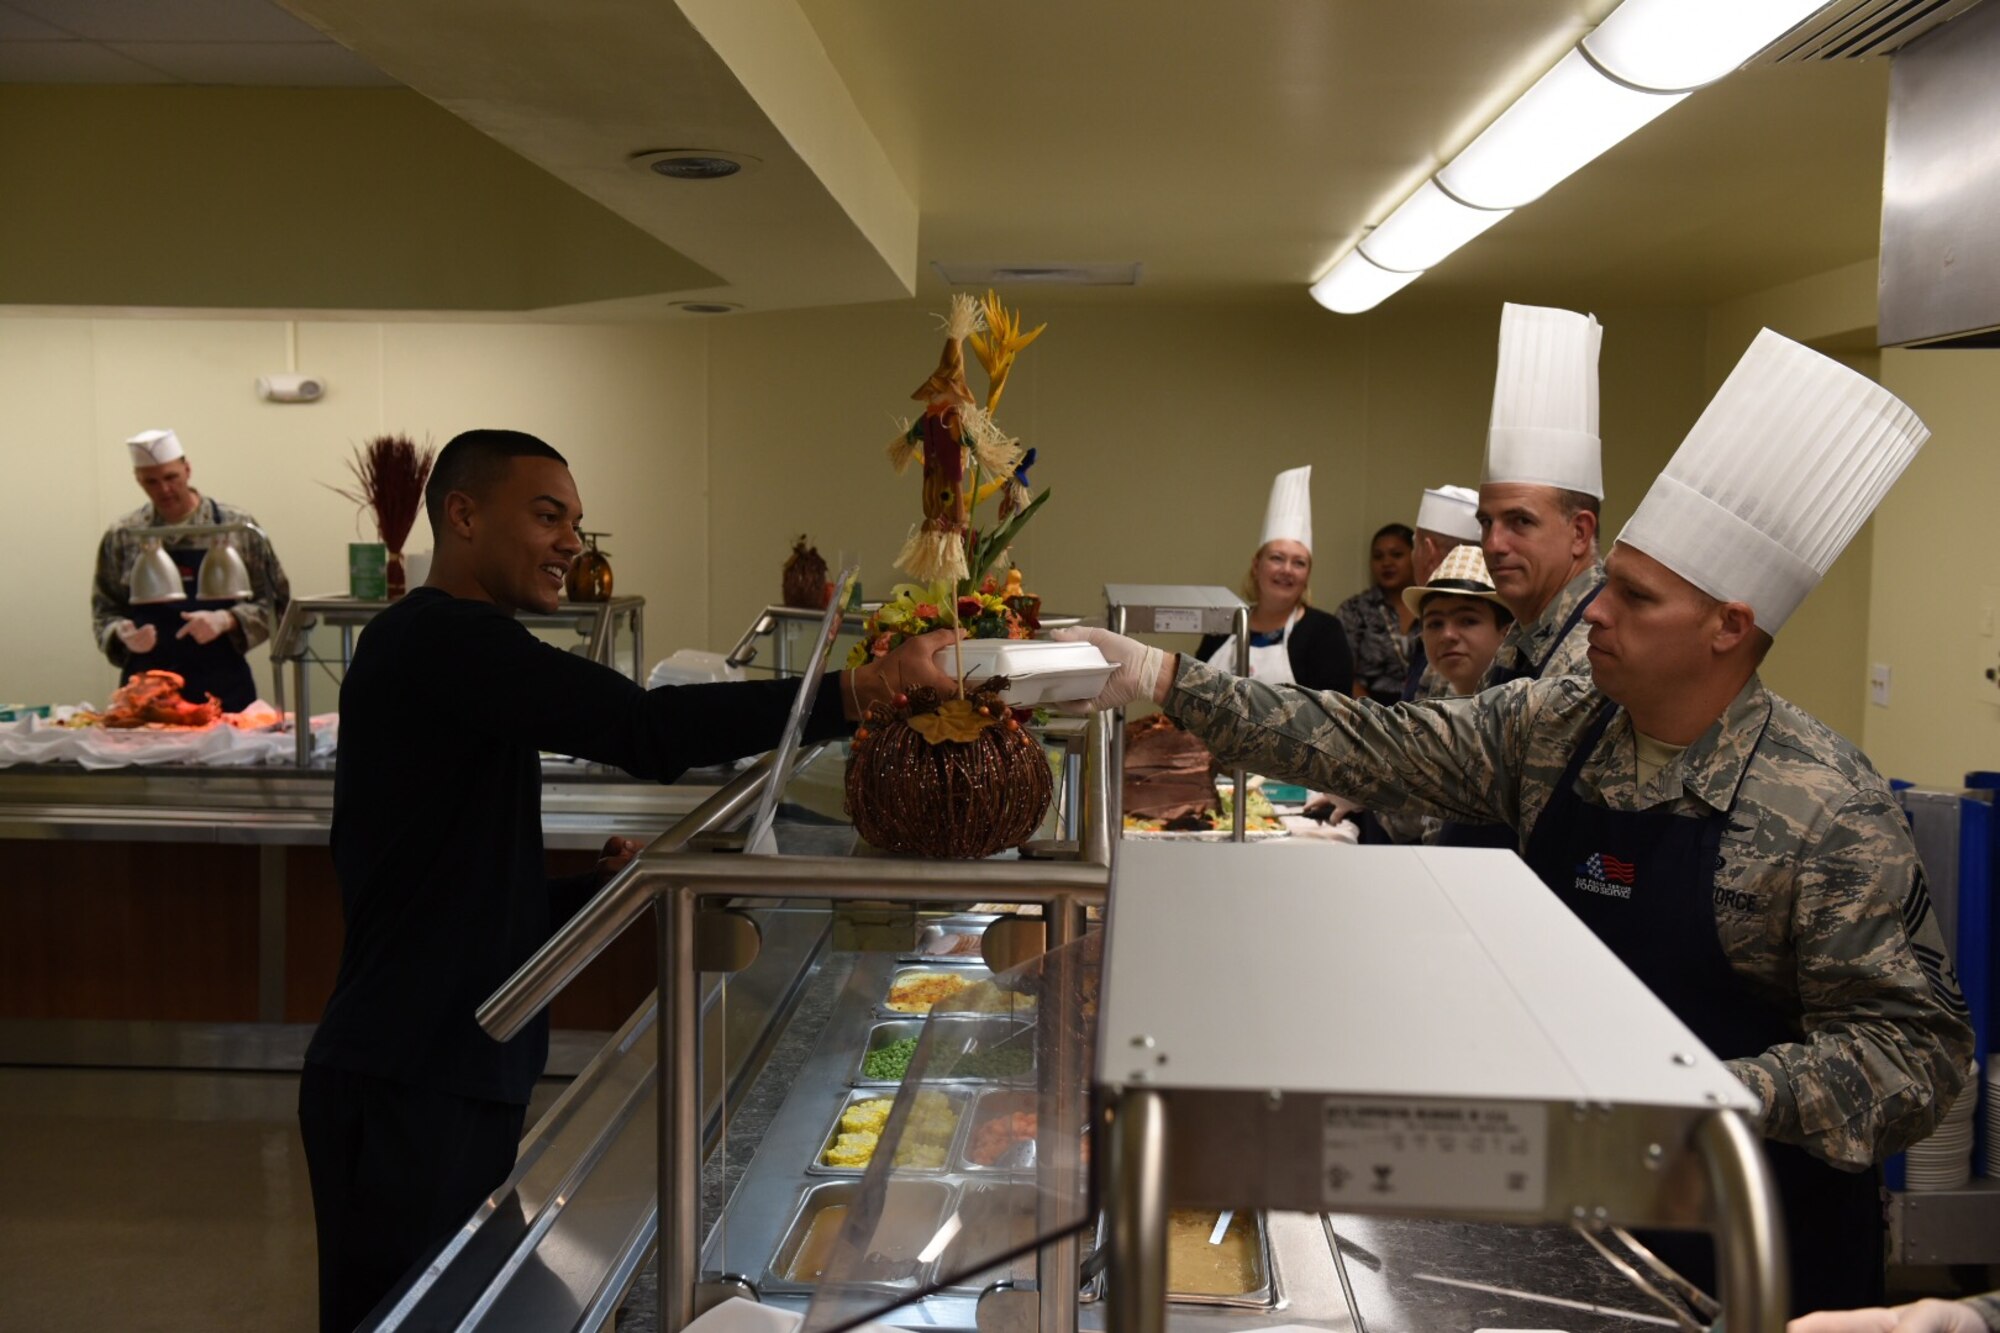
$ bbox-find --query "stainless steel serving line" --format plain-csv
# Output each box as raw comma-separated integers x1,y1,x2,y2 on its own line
475,716,1117,1333
1096,841,1790,1333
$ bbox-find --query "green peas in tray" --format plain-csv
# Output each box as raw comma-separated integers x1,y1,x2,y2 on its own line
854,1017,1038,1085
863,1037,920,1081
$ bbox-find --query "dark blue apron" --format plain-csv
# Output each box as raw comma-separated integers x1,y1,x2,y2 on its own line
123,541,258,713
1524,706,1885,1316
1434,579,1607,846
1398,637,1428,703
1489,578,1603,685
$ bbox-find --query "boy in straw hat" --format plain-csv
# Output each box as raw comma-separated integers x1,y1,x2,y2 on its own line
1058,329,1972,1315
1400,483,1482,702
1476,303,1608,687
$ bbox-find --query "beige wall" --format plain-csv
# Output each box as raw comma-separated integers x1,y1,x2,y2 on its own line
705,300,1708,650
0,313,707,708
4,299,1712,713
1866,347,2000,787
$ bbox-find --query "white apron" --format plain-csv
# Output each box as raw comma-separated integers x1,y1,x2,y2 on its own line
1204,607,1300,686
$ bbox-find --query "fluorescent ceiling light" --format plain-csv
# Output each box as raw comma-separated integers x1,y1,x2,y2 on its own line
1436,49,1687,211
1584,0,1830,92
1358,181,1513,273
1309,250,1424,315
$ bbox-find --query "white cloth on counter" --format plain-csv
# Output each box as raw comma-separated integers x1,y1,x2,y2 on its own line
0,704,336,769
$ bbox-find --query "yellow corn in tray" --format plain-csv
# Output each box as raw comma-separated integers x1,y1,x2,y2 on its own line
822,1093,959,1169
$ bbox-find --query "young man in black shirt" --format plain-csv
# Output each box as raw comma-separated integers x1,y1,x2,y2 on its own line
299,429,959,1331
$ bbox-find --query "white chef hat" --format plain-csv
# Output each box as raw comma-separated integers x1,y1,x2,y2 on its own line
1618,328,1928,635
1482,303,1603,500
126,429,184,467
1258,465,1313,554
1415,484,1481,542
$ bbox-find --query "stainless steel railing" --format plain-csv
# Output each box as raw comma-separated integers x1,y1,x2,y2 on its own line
478,716,1116,1333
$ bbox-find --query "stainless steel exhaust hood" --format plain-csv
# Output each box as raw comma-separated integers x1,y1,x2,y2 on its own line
1879,0,2000,348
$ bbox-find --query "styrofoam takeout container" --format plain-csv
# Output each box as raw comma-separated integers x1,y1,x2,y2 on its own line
951,639,1114,706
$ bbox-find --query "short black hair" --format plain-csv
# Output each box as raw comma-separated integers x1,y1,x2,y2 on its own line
425,429,568,530
1370,523,1415,548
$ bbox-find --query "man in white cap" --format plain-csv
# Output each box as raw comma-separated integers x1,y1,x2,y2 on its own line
1401,483,1482,701
91,429,291,712
1476,303,1606,686
1058,330,1972,1315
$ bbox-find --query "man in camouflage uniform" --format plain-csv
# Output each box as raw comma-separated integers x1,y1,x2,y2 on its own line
1060,330,1973,1316
92,429,290,712
1475,303,1608,688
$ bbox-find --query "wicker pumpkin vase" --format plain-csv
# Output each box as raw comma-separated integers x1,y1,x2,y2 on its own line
845,684,1053,859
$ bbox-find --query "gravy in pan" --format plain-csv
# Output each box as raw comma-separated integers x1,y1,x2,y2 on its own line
1166,1209,1262,1296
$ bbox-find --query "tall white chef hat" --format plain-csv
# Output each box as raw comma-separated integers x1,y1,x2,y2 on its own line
1618,328,1928,635
126,429,184,467
1482,303,1603,500
1415,484,1481,542
1258,465,1313,554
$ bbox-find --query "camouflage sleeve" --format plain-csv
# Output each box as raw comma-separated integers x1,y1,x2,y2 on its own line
91,528,134,665
1723,787,1974,1169
1165,655,1534,826
1539,619,1594,682
226,525,291,653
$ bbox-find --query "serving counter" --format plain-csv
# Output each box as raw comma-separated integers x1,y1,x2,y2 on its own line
0,758,742,1046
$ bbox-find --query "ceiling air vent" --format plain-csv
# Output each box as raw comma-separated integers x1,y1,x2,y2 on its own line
933,261,1144,287
1748,0,1986,63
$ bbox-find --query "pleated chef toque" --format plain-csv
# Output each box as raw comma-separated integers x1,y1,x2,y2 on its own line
1482,303,1603,500
1618,328,1928,634
1416,484,1481,542
126,429,184,467
1259,465,1313,553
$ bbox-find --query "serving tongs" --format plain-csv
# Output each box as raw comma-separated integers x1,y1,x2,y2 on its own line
1572,1221,1722,1333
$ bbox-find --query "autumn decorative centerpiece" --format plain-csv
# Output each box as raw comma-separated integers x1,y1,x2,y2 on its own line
331,434,435,599
842,292,1057,859
846,683,1054,858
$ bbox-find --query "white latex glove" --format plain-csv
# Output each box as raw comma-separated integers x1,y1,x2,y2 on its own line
1048,626,1171,713
1790,1301,1989,1333
113,619,158,654
176,609,237,645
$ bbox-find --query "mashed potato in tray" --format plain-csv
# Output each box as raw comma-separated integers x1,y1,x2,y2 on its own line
821,1092,958,1170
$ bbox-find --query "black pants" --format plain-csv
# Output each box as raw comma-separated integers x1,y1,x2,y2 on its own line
297,1062,526,1333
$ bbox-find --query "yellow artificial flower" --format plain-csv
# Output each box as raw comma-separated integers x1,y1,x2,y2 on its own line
968,289,1046,416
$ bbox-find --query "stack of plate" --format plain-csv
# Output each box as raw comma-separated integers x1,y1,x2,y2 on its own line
1905,1059,1979,1191
1985,1062,2000,1178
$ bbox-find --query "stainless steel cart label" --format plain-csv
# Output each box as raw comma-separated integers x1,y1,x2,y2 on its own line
1151,608,1203,634
1321,1099,1548,1210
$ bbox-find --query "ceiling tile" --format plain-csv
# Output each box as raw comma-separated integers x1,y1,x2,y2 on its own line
104,40,396,86
0,40,173,82
6,0,323,44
